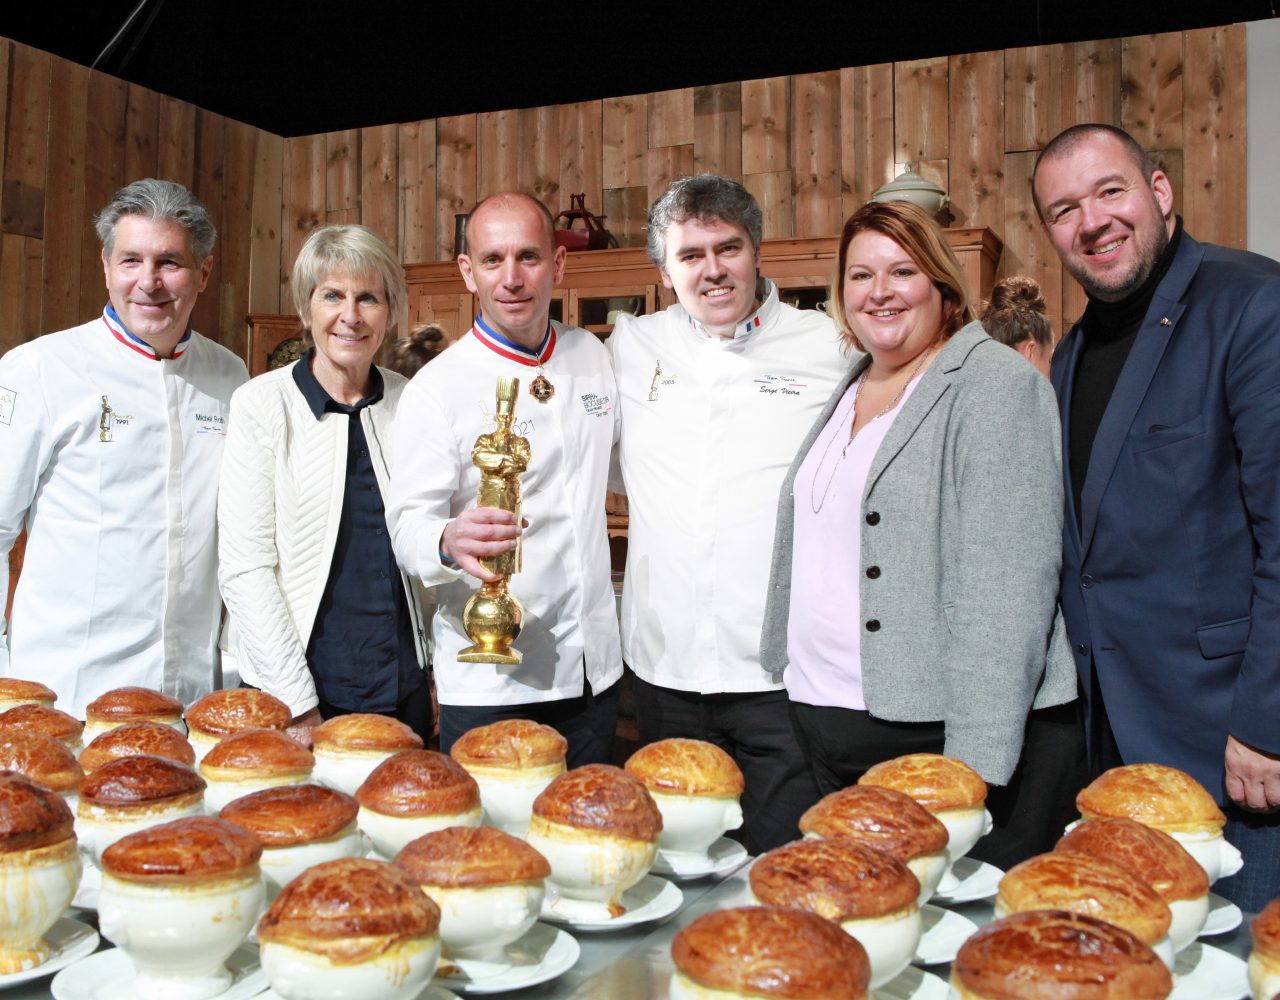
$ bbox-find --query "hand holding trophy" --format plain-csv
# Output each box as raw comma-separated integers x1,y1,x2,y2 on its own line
459,376,530,663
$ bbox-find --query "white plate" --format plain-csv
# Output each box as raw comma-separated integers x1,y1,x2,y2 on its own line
52,943,265,1000
0,917,99,987
651,837,749,880
1169,942,1249,1000
540,874,683,931
912,903,978,966
260,988,458,1000
437,923,578,994
71,858,101,911
874,965,949,999
931,856,1002,904
1201,892,1243,936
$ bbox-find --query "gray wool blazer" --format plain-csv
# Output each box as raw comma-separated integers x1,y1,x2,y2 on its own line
760,322,1077,784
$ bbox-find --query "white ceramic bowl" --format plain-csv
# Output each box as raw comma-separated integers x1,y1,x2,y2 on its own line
1167,893,1210,954
0,837,81,973
259,934,440,1000
76,798,205,867
466,764,562,836
257,823,366,902
1168,829,1242,885
1249,950,1280,1000
423,882,544,960
357,805,483,860
311,749,397,797
202,773,311,815
525,815,656,914
98,871,265,1000
934,807,993,891
649,791,742,857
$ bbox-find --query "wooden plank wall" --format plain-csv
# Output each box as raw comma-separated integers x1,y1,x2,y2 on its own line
0,24,1250,354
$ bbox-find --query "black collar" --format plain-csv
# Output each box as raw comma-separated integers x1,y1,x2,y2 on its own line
291,347,385,419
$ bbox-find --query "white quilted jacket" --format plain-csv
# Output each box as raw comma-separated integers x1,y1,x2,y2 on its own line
217,362,428,716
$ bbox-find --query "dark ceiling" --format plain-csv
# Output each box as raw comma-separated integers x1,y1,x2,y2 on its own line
2,1,1276,137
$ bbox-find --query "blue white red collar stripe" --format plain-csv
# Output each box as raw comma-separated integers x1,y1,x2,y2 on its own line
101,304,192,360
685,311,763,336
470,314,555,366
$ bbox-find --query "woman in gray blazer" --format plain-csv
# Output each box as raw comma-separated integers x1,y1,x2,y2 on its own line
760,201,1081,866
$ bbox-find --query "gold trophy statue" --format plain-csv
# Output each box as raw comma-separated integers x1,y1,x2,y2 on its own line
459,376,531,663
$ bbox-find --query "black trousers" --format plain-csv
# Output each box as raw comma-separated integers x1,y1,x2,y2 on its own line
789,700,1087,870
631,674,819,854
438,681,620,769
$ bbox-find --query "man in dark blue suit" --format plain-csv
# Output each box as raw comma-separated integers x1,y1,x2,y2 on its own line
1033,123,1280,910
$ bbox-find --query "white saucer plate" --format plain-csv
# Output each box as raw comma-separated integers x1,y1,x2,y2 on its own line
259,987,458,1000
0,917,99,987
540,874,683,931
912,903,978,965
931,857,1002,904
651,837,749,880
71,858,101,911
1201,892,1243,936
52,943,265,1000
1169,942,1249,1000
437,922,578,995
874,965,949,999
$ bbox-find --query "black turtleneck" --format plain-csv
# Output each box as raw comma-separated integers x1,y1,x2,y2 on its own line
1068,219,1183,527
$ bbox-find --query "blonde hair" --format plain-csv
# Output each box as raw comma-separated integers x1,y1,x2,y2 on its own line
979,276,1052,350
291,225,407,335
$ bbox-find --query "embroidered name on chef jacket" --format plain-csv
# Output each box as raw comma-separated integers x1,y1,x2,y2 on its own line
580,392,612,418
195,411,227,434
0,385,14,426
754,374,808,396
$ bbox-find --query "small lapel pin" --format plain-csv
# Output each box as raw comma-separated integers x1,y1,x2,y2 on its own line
1159,317,1171,327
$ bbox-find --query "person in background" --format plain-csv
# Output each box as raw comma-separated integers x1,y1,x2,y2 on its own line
608,175,847,853
218,225,431,746
978,275,1053,377
1033,122,1280,910
389,323,447,380
760,200,1079,868
0,179,247,715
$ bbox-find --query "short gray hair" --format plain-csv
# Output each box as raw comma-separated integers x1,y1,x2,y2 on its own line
291,224,407,334
94,179,217,260
646,175,763,268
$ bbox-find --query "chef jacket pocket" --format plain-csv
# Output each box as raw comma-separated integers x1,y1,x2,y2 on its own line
1195,616,1250,659
1130,413,1205,454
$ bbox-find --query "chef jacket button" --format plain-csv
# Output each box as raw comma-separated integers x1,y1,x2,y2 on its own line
1081,574,1095,589
865,619,881,633
865,566,881,579
866,511,881,526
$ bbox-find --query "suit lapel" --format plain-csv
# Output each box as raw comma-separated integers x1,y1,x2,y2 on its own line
1053,327,1086,561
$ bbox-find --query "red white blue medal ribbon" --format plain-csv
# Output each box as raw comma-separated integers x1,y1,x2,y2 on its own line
470,314,556,402
101,304,192,360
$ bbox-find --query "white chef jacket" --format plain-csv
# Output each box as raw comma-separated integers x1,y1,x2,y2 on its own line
386,321,622,706
609,281,848,694
0,312,248,716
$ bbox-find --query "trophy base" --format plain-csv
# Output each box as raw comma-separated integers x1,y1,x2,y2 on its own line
457,645,523,665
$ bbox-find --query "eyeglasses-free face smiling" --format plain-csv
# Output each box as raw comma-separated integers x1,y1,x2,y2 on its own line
660,215,761,339
841,231,944,367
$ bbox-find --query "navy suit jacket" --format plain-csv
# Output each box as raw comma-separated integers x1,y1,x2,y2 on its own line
1051,229,1280,803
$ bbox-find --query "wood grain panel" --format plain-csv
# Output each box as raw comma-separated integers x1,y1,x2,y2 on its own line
157,95,196,188
360,124,398,249
80,71,127,321
2,45,51,238
744,170,794,239
742,77,790,174
0,42,9,193
840,64,894,219
0,235,34,348
191,111,226,339
520,106,560,209
894,57,949,164
792,71,841,238
602,185,649,249
281,134,325,290
646,145,695,207
477,110,519,198
397,119,435,264
559,100,603,222
948,51,1004,230
602,95,646,189
1183,25,1246,247
998,150,1064,338
219,120,256,358
1122,33,1184,149
123,83,158,184
648,88,694,147
325,129,358,223
248,130,284,315
435,114,477,262
1005,45,1064,152
42,57,89,333
693,83,742,180
1067,39,1122,124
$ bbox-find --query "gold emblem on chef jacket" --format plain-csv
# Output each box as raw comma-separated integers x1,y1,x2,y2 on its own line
99,395,113,442
459,376,531,664
647,360,662,401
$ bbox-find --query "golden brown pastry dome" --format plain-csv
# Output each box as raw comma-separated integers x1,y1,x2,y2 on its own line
998,851,1172,946
79,721,196,772
858,753,987,812
0,732,84,794
79,754,205,808
199,728,314,778
750,838,919,920
311,713,423,753
394,825,550,888
0,678,56,707
1253,898,1280,963
0,771,75,851
256,857,440,964
800,785,949,862
1076,763,1226,834
624,738,745,797
1057,817,1209,903
0,704,84,744
185,688,291,736
953,910,1173,999
100,816,262,883
531,764,663,842
85,687,184,722
450,719,567,770
219,784,358,847
355,750,480,817
672,905,870,999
